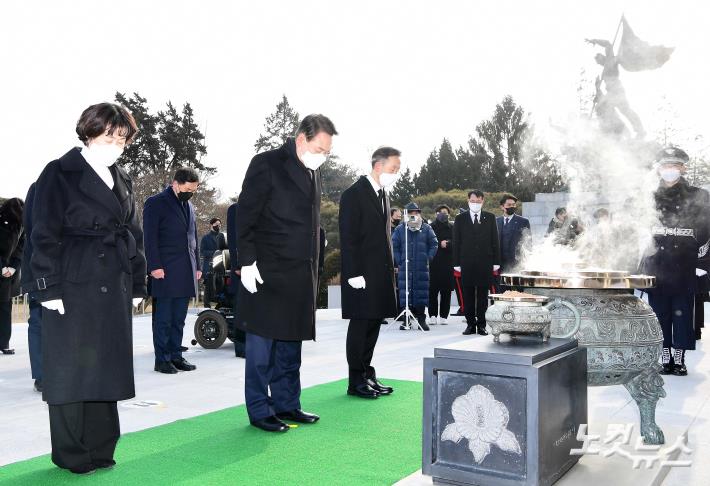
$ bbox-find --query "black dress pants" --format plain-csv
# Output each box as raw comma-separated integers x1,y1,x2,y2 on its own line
48,401,120,470
0,300,11,349
463,285,489,329
428,286,452,318
346,319,382,386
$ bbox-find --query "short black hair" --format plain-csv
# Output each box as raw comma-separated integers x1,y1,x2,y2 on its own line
555,207,567,216
467,189,484,199
371,146,401,167
499,194,518,206
390,208,401,217
210,218,221,225
76,103,138,145
436,204,451,213
296,114,338,141
173,167,200,184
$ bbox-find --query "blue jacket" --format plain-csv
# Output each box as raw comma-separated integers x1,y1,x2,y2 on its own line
143,186,199,298
496,214,531,271
392,222,438,308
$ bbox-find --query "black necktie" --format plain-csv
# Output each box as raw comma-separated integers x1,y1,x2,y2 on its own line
378,189,385,217
504,217,509,226
474,213,479,225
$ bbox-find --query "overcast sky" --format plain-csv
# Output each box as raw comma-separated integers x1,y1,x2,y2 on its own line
2,0,708,201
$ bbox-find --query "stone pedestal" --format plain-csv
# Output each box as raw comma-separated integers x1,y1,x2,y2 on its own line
423,337,587,486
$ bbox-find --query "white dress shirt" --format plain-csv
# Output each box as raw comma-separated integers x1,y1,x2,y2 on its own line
80,146,115,189
470,210,481,225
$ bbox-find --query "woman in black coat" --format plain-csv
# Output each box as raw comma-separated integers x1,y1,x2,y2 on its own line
0,197,24,354
428,205,454,324
30,103,146,474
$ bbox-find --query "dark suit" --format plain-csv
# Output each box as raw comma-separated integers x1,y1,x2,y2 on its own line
199,229,227,306
496,214,531,272
453,210,501,330
339,176,397,386
236,139,320,421
143,186,199,364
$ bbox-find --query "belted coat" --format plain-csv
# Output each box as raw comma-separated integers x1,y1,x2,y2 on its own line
30,147,147,404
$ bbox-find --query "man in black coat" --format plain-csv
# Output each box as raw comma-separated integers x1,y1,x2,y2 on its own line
0,198,24,355
453,190,501,336
340,147,400,399
226,202,245,358
429,205,454,325
640,146,710,376
143,168,201,374
496,194,531,274
237,114,337,432
199,217,228,308
20,183,43,391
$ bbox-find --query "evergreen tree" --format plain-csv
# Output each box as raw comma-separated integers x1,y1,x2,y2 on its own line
390,167,417,207
254,94,300,153
320,155,359,202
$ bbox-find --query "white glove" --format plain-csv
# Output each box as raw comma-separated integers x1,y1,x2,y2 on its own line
493,265,501,272
241,262,264,294
453,266,461,272
696,268,708,277
2,267,15,277
132,298,143,307
348,276,366,289
42,299,65,315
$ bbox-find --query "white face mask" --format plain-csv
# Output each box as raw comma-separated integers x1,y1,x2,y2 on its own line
379,172,399,188
659,168,681,183
468,202,482,213
300,151,327,171
85,143,123,167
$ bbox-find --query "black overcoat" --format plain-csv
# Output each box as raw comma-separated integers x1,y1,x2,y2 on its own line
641,179,710,294
429,219,454,291
453,210,501,287
339,176,398,320
0,214,23,301
236,139,321,341
30,147,147,405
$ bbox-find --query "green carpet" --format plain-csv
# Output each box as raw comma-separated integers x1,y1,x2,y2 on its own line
0,379,422,486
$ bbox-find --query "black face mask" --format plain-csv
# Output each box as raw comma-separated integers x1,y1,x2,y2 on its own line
212,225,221,232
177,191,193,202
393,218,402,225
504,207,516,216
436,213,449,222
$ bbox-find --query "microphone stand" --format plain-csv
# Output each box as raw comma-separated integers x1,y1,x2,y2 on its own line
391,207,422,331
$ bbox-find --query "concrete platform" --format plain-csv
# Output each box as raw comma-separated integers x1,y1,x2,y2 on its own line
1,307,709,485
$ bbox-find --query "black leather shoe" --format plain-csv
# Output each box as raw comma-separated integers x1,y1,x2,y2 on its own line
380,319,388,325
276,409,320,423
462,326,475,335
93,459,116,470
660,363,674,375
69,463,97,475
154,361,178,374
1,348,15,355
347,383,379,399
171,357,196,371
672,363,688,376
250,416,289,432
367,378,393,395
34,379,43,392
418,318,430,331
180,345,189,351
477,327,489,336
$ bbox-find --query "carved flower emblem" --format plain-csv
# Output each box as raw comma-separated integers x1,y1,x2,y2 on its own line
441,385,522,463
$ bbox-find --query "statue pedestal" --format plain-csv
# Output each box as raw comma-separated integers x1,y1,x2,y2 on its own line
423,337,587,486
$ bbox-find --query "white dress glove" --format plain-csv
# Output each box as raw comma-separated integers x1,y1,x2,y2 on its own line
453,266,461,273
241,262,264,294
493,265,501,272
1,267,16,277
132,298,143,307
42,299,65,315
348,276,366,289
696,268,708,277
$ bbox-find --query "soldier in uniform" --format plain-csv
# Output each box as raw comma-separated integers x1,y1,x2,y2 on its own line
641,146,710,376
